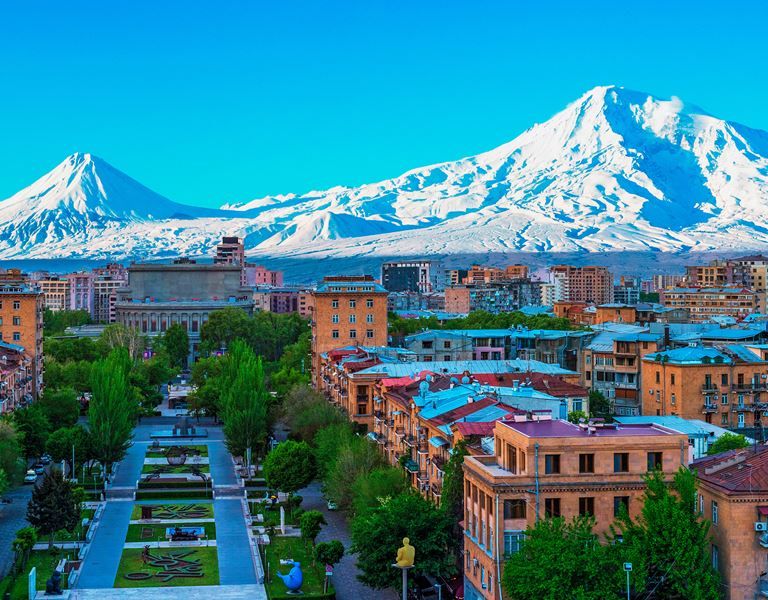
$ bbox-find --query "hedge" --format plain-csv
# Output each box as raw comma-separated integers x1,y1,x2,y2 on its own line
135,489,214,500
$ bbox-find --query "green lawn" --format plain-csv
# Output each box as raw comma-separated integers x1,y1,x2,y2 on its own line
114,546,219,588
125,521,217,543
264,537,333,599
0,548,73,598
145,445,209,458
131,503,214,520
254,504,300,528
141,464,210,475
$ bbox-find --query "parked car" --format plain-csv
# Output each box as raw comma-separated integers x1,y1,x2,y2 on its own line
33,463,45,475
40,454,52,465
326,499,338,511
23,470,37,484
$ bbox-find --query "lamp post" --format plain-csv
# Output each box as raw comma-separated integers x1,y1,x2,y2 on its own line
624,562,632,600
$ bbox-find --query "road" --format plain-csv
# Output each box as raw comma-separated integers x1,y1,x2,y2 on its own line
0,484,33,577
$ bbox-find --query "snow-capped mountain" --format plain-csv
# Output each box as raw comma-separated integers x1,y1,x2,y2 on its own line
2,85,768,260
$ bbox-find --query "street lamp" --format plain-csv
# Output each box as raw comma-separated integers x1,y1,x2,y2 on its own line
624,562,632,600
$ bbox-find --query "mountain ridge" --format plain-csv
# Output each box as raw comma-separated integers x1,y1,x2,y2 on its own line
1,85,768,260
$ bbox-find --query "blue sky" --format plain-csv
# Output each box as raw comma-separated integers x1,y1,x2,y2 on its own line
1,1,767,208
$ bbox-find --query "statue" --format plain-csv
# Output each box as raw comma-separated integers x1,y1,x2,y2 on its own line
396,537,415,568
45,570,63,595
276,561,303,594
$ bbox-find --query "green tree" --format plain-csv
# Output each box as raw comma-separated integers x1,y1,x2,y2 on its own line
220,341,270,459
314,422,355,480
0,420,25,484
611,468,720,599
588,390,611,418
199,307,254,355
567,410,589,424
98,323,146,361
13,405,50,460
315,540,345,591
43,309,91,336
188,355,224,420
350,493,456,590
707,432,750,455
161,323,189,369
502,515,620,600
38,387,80,428
88,348,135,474
45,426,92,475
441,439,469,545
283,385,345,442
26,470,80,548
351,466,408,516
11,526,37,574
299,510,327,554
325,435,385,511
263,440,316,510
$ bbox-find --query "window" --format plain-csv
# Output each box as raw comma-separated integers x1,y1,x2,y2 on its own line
721,413,728,425
12,332,20,341
572,399,583,413
613,496,629,517
711,500,718,525
349,299,356,308
366,314,374,323
647,452,663,471
670,374,676,385
544,498,561,518
331,300,339,308
422,341,433,349
444,341,451,349
349,329,357,339
443,355,451,361
721,374,728,386
12,301,19,310
12,316,20,326
503,532,524,556
579,497,594,516
331,329,339,339
366,329,374,339
655,371,660,383
670,393,676,405
721,394,728,405
544,454,560,474
503,499,526,519
349,314,356,323
331,314,339,323
579,453,594,473
712,545,719,571
614,453,629,473
698,493,704,515
366,299,374,308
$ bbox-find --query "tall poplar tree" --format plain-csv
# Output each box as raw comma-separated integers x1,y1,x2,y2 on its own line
88,348,135,474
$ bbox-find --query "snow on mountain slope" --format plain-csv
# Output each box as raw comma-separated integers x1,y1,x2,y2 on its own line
2,85,768,260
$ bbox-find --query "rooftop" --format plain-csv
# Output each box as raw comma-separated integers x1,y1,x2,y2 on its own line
354,359,577,378
694,446,768,494
644,345,765,365
614,416,755,441
500,419,679,438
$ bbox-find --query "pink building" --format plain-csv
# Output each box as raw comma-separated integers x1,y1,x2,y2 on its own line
66,272,94,314
244,265,284,287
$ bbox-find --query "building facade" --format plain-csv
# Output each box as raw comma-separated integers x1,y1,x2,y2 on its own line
549,265,613,304
0,284,44,400
660,287,762,323
381,261,434,293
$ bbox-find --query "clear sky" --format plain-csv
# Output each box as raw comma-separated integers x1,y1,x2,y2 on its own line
1,1,767,208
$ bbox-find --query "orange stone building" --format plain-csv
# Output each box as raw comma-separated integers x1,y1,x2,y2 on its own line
694,446,768,600
659,287,763,323
0,284,44,401
462,416,688,600
549,265,613,304
309,276,389,383
641,345,768,428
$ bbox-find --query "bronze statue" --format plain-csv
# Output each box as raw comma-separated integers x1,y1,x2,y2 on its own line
44,570,62,595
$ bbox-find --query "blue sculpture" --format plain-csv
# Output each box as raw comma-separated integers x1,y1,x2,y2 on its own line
276,560,303,594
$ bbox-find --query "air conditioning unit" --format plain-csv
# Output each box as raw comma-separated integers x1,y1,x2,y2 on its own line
756,522,768,532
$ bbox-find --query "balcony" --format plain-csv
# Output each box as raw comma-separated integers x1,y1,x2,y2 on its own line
732,404,756,412
702,403,719,413
395,427,406,438
701,383,719,394
402,434,416,447
417,441,429,455
733,382,768,392
432,455,447,472
404,459,419,474
373,410,383,421
431,482,442,497
416,471,429,483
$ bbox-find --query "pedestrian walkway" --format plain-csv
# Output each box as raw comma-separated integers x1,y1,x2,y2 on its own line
77,502,133,588
42,584,267,599
111,441,149,488
207,441,238,486
213,499,257,585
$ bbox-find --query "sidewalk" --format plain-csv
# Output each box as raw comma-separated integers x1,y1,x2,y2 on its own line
77,502,133,588
214,499,257,585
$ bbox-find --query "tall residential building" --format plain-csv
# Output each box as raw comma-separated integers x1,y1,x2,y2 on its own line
243,265,284,287
381,261,434,293
645,273,685,293
641,345,768,428
444,281,542,314
214,236,245,266
660,287,762,322
309,276,389,379
549,265,613,304
462,415,687,600
0,284,44,399
36,276,71,311
93,275,127,323
685,260,732,287
66,272,94,314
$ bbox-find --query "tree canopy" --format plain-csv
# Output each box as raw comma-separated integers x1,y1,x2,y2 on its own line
706,432,750,455
160,323,189,369
263,440,316,496
27,470,80,548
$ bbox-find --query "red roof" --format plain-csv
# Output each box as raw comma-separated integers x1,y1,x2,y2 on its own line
432,397,496,425
525,373,588,397
694,446,768,494
454,422,496,437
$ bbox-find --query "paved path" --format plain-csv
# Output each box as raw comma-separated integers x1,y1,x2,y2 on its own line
208,441,238,486
112,441,148,488
0,485,33,577
42,584,267,599
300,481,389,600
77,501,133,588
213,499,257,585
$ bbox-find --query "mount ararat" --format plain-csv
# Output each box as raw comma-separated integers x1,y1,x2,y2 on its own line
2,85,768,262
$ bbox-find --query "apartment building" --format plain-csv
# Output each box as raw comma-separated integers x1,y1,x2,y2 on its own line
584,330,663,415
444,281,542,314
401,330,474,362
660,287,762,323
243,265,284,287
309,276,389,380
36,276,71,311
462,264,529,285
644,273,685,293
0,343,35,413
462,416,687,600
685,261,733,287
549,265,613,304
214,236,245,266
640,345,768,428
694,446,768,600
381,261,435,293
0,284,44,399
